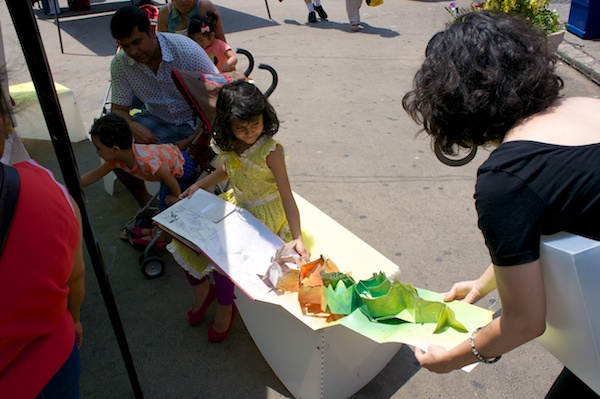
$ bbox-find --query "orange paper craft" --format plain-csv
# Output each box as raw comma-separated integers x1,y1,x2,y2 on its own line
298,256,339,313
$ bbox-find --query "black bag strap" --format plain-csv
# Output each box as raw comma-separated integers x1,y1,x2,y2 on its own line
0,163,20,257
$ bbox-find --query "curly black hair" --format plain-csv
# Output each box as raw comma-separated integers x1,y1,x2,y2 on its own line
111,6,151,40
213,80,280,152
90,113,132,150
402,11,563,156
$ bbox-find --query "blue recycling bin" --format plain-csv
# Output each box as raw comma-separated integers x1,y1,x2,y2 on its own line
567,0,600,39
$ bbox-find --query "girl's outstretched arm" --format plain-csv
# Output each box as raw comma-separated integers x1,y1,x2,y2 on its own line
267,144,310,259
180,163,228,199
81,163,112,187
155,163,182,205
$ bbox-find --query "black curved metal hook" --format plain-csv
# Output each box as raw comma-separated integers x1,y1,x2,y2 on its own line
235,48,255,77
258,64,279,98
434,144,478,167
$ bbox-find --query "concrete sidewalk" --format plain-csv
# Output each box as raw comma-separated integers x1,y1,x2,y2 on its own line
553,1,600,86
1,0,600,398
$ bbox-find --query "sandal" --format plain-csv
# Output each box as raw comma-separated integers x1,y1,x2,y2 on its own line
119,227,129,241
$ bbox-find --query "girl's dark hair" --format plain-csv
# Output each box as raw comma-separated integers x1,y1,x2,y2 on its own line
111,6,151,40
402,10,563,156
213,80,279,152
90,113,133,150
188,11,218,37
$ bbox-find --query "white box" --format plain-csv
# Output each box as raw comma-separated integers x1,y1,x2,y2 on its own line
9,81,87,142
538,232,600,395
154,191,492,398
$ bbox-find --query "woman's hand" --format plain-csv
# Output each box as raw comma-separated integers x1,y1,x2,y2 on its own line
130,121,158,144
443,280,481,304
444,263,497,304
414,345,455,373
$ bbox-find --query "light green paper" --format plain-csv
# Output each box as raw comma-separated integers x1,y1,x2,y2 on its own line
355,272,467,334
321,272,357,315
332,288,492,350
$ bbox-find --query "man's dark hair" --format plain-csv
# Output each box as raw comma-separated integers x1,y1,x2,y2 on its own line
111,5,151,40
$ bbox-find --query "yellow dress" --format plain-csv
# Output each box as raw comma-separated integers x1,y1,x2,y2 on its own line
168,135,292,279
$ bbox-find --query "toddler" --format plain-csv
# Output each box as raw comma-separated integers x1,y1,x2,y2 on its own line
188,13,237,73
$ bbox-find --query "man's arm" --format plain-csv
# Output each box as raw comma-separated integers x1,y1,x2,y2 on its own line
111,104,158,144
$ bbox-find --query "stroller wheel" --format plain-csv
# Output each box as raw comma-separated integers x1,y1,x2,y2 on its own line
140,250,165,278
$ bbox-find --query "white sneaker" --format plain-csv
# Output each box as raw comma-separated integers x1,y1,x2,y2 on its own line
351,23,364,32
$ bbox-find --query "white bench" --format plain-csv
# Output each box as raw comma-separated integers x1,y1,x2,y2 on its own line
9,81,87,143
154,191,492,398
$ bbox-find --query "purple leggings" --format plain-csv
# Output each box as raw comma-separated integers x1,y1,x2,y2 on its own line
185,271,235,306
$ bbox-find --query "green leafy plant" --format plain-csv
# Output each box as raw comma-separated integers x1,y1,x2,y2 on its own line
446,0,565,34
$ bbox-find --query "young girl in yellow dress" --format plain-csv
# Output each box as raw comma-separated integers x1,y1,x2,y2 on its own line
168,80,310,342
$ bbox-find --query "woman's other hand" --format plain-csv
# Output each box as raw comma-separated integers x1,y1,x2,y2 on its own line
443,280,482,304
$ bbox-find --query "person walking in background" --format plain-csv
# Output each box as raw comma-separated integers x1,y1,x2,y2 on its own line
302,0,327,23
402,11,600,397
168,81,310,343
0,91,85,398
188,13,237,72
158,0,226,40
345,0,363,32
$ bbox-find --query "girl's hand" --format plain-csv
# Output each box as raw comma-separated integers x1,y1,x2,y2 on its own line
294,239,310,260
180,183,201,199
443,280,482,304
414,345,454,373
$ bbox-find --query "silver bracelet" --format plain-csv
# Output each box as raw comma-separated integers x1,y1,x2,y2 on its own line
470,327,502,364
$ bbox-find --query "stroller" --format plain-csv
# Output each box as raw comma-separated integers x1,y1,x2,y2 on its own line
123,48,279,278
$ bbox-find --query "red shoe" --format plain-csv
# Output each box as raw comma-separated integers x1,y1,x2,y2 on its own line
208,303,237,343
187,284,217,326
130,227,154,238
131,236,166,250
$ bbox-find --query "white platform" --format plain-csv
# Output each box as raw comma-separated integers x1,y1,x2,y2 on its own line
9,81,87,142
154,191,492,398
538,233,600,395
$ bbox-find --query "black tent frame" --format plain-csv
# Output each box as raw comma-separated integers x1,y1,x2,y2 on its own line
5,0,144,397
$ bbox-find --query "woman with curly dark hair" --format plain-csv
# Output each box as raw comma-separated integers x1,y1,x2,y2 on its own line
403,11,600,397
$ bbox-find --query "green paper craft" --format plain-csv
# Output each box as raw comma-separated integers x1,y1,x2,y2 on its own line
355,272,467,334
320,272,357,315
